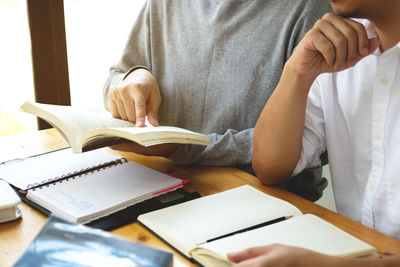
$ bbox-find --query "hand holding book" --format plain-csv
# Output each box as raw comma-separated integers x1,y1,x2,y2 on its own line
20,101,210,153
108,67,160,127
108,142,179,158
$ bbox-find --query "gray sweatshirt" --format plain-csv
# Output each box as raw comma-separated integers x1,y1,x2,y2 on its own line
104,0,332,170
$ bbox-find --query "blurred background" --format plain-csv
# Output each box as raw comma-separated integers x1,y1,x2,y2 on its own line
0,0,145,136
0,0,336,212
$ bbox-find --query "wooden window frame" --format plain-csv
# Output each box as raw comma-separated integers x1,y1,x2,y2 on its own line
27,0,71,129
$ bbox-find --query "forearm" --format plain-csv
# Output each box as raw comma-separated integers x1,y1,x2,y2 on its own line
297,253,397,267
110,129,254,169
253,63,316,185
330,254,400,267
170,129,253,168
230,243,400,267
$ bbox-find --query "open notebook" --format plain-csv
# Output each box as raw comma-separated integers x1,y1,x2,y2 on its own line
138,185,377,266
0,148,185,224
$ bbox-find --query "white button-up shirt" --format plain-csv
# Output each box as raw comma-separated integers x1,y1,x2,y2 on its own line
293,20,400,239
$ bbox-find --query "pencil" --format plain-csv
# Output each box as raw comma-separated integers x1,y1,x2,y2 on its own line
205,215,293,243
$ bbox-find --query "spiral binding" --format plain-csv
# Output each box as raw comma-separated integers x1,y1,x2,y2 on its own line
28,157,128,191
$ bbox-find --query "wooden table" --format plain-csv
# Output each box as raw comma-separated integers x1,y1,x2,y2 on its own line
1,129,400,266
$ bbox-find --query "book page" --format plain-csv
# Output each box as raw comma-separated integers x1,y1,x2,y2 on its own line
21,102,133,149
138,185,302,255
0,148,121,190
84,126,211,147
192,214,376,266
26,160,183,224
21,102,210,152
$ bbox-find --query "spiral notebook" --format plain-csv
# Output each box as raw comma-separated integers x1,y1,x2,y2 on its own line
0,148,186,224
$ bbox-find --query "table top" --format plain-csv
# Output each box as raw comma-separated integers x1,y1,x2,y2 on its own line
1,129,399,266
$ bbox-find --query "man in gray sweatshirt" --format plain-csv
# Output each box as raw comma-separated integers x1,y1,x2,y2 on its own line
103,0,332,201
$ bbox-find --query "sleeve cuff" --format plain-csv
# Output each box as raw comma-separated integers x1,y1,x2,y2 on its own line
123,65,152,80
292,150,308,177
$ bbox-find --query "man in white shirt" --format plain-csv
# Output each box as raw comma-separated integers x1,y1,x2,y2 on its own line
230,0,400,266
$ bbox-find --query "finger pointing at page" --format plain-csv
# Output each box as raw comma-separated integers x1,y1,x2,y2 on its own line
110,68,161,127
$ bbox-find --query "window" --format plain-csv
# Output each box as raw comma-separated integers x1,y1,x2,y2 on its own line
0,0,36,136
0,0,146,136
64,0,146,107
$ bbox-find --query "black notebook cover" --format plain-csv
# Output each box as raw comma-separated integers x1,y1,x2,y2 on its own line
13,215,173,267
16,188,201,230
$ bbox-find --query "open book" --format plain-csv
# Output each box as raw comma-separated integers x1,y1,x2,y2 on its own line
0,148,185,224
20,101,210,153
138,185,377,266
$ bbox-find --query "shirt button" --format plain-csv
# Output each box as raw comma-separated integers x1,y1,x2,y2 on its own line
380,77,389,85
375,133,382,140
369,184,376,191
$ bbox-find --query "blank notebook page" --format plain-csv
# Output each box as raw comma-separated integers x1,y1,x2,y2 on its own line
138,185,303,249
198,214,376,258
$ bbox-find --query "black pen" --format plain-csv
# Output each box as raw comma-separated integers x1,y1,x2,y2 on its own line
199,215,293,245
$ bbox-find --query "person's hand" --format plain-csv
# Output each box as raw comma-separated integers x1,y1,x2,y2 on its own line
227,244,339,267
109,68,161,127
110,142,179,158
288,13,380,80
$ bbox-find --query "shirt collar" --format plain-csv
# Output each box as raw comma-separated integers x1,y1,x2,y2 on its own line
352,18,400,56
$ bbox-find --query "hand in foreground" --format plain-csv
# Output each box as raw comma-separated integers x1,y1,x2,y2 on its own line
110,142,178,158
109,68,161,127
227,244,337,267
288,13,380,80
227,244,388,267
